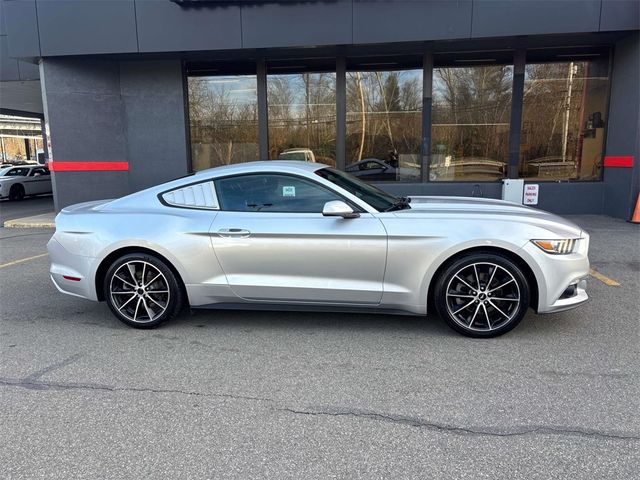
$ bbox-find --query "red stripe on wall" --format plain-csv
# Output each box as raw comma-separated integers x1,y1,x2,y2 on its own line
603,156,634,168
48,161,129,172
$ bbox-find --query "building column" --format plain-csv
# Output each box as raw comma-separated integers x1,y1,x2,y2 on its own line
507,50,526,179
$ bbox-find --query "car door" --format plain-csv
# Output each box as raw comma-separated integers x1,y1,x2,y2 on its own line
26,168,50,194
210,173,387,305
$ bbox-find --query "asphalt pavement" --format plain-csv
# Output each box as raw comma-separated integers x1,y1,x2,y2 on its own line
0,214,638,479
0,195,54,223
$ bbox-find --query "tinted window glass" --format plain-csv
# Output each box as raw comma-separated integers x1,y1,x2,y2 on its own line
6,168,29,176
215,174,341,213
315,168,397,212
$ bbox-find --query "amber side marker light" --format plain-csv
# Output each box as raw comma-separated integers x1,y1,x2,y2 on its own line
63,275,81,282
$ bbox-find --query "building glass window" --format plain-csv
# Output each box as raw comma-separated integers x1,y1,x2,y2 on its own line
267,73,336,166
519,59,609,181
346,70,422,182
188,75,258,171
431,65,513,181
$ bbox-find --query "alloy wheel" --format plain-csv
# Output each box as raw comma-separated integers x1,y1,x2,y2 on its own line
109,260,170,323
445,262,521,332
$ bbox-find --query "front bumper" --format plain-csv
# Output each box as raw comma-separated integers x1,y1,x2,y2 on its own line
521,235,590,314
47,237,98,301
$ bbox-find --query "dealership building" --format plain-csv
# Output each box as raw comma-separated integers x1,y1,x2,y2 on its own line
0,0,638,218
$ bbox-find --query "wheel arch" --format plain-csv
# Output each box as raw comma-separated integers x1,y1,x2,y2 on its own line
94,246,188,302
426,245,540,313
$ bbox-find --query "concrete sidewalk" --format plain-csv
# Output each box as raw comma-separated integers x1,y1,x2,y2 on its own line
3,212,56,228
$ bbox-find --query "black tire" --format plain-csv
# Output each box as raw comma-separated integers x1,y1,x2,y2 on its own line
103,253,184,329
9,184,25,201
434,252,530,338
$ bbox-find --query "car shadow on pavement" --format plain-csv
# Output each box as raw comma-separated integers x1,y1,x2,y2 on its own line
165,308,455,338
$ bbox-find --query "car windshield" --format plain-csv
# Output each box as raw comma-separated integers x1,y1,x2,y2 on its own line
315,167,401,212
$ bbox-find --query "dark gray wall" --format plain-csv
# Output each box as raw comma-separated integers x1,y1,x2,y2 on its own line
40,58,188,209
603,32,640,219
3,0,639,59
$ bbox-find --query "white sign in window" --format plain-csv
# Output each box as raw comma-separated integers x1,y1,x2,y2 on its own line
523,184,539,205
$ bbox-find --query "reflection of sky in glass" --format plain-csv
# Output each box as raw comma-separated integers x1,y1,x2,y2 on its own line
203,75,257,104
268,73,336,116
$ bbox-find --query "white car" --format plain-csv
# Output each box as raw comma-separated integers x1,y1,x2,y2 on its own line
0,165,52,200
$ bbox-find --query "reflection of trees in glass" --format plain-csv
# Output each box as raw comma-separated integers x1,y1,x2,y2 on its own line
346,70,422,167
268,73,336,165
188,76,258,169
433,66,512,162
520,60,608,180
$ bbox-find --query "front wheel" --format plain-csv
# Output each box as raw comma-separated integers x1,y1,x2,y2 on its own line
9,184,25,201
104,253,184,328
434,253,530,338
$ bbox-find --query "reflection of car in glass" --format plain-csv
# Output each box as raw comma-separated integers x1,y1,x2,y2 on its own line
523,156,577,179
278,148,316,162
49,161,590,338
430,157,506,180
346,158,420,182
0,165,52,200
346,158,397,181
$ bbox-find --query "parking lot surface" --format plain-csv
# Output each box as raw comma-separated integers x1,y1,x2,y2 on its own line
0,215,638,479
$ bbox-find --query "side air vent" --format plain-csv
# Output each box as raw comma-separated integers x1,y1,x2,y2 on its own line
162,181,219,210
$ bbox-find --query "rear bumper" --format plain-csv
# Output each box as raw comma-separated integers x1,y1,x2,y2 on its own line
47,237,98,301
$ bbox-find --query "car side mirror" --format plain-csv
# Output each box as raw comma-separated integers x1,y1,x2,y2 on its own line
33,172,41,177
322,200,359,219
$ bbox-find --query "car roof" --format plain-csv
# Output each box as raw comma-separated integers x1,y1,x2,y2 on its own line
192,160,326,178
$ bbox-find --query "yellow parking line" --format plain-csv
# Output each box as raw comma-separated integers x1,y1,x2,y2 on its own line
589,268,621,287
0,253,48,269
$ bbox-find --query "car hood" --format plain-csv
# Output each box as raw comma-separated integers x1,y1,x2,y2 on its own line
400,196,583,237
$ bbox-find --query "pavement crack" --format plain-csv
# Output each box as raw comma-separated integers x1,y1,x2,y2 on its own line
0,378,272,403
23,353,83,382
279,407,640,441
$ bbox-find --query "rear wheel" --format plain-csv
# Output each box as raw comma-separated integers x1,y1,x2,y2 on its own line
434,253,530,338
9,184,25,201
104,253,184,328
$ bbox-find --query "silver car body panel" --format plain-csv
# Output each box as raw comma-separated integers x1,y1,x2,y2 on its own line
48,161,590,316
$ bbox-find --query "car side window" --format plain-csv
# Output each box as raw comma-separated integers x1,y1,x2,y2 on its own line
30,168,46,176
215,174,342,213
7,168,29,176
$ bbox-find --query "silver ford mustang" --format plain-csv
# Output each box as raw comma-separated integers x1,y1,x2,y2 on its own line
47,161,590,337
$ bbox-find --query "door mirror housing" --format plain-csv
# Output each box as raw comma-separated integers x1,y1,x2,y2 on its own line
322,200,359,219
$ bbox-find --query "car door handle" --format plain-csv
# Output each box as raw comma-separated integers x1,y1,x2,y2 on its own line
217,228,251,238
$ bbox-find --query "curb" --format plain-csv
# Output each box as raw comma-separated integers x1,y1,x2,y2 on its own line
3,214,56,229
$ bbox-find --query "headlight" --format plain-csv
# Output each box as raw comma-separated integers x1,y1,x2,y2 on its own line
531,239,577,255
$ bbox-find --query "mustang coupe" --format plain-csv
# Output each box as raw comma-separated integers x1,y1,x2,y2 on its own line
48,161,590,337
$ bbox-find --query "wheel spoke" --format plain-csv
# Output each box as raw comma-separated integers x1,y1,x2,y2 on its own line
146,295,166,310
486,265,498,290
490,297,519,302
452,299,476,315
144,273,162,287
114,274,136,288
446,293,475,298
468,303,481,327
488,278,514,293
141,297,155,321
481,302,492,329
133,297,142,321
117,293,137,311
473,264,481,289
488,300,511,319
127,263,138,285
454,275,476,292
141,263,147,286
147,289,169,294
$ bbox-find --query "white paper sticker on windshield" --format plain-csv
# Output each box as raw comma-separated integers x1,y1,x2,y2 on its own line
282,186,296,197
